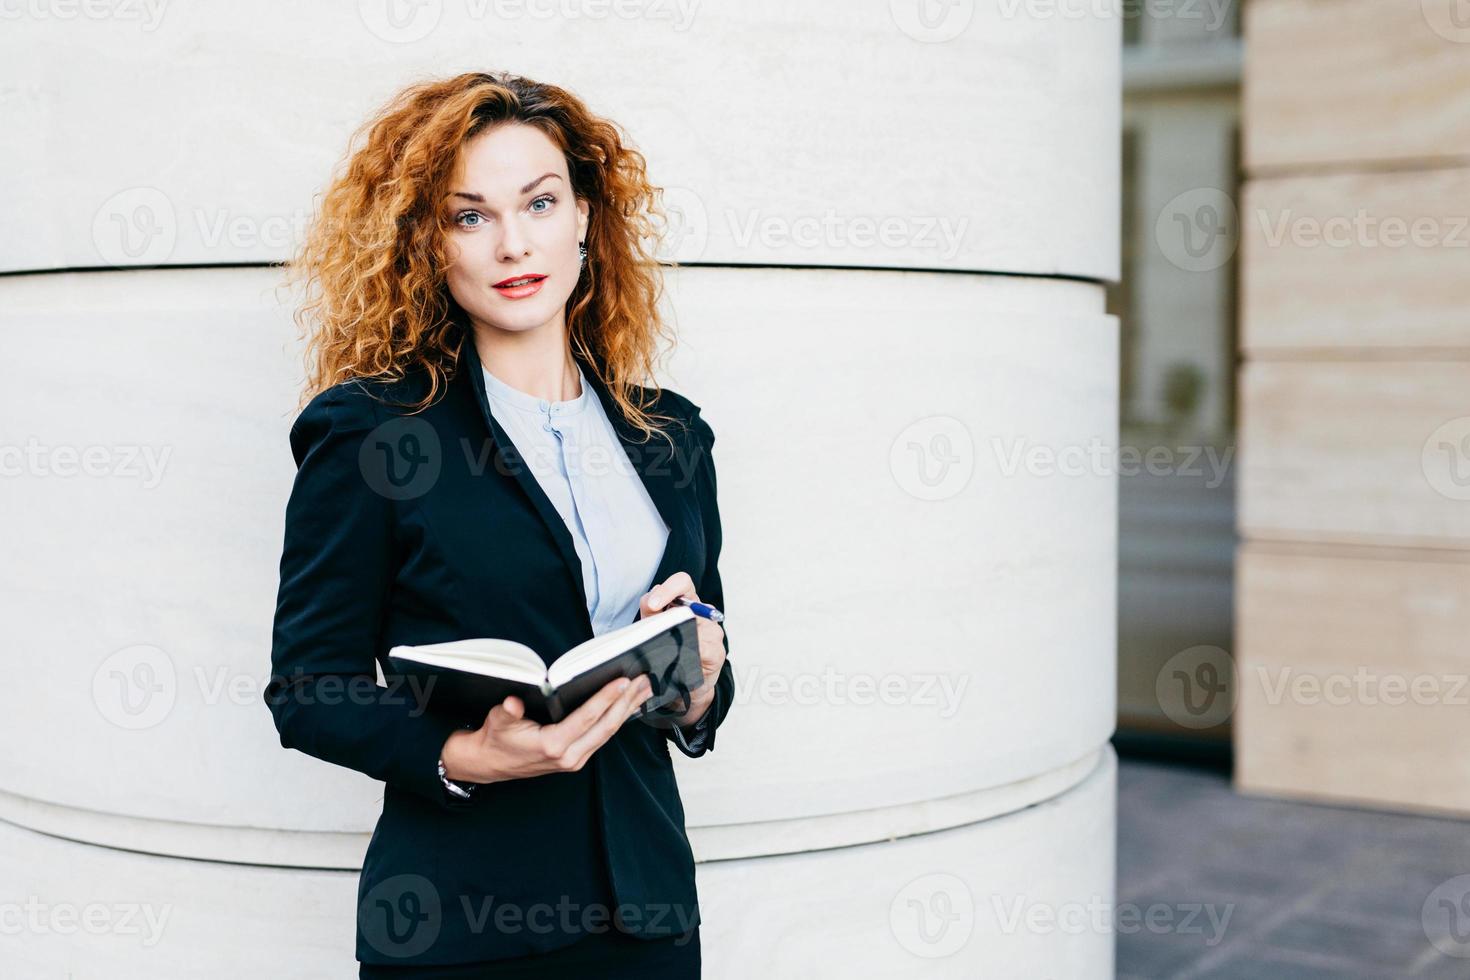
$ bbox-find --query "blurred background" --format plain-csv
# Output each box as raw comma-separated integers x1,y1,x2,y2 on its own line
3,1,1469,977
1115,0,1470,976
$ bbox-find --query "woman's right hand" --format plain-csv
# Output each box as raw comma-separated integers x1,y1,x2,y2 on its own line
439,674,654,785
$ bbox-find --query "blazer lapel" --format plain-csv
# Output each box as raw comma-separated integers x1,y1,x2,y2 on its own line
456,328,686,633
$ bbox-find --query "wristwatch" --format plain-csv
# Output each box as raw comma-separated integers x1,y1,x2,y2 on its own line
437,757,476,799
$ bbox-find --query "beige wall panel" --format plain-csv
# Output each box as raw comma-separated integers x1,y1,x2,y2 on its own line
1239,362,1470,548
1244,0,1470,170
1236,544,1470,815
1241,169,1470,353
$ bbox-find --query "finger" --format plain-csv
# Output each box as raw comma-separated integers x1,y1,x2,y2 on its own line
564,675,652,761
641,571,697,617
578,674,651,742
692,617,724,656
547,676,637,748
624,674,655,717
556,679,646,768
488,696,525,731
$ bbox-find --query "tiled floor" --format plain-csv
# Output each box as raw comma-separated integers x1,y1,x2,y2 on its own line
1117,757,1470,978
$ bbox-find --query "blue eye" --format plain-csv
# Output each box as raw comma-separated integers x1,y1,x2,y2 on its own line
456,211,483,228
530,194,555,213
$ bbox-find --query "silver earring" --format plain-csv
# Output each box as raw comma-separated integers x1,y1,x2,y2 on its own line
577,242,587,268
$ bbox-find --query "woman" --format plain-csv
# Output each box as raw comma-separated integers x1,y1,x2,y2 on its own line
264,71,733,977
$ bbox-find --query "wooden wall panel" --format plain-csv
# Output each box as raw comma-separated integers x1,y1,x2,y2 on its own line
1239,362,1470,548
1238,0,1470,818
1242,170,1470,353
1244,0,1470,170
1236,544,1470,815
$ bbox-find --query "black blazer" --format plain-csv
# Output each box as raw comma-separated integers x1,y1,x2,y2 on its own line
263,324,733,966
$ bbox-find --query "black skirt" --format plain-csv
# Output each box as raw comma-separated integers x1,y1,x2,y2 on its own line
358,924,700,979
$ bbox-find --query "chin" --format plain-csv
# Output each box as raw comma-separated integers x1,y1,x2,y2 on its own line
478,302,558,334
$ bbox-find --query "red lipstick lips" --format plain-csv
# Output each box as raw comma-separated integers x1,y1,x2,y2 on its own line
492,273,547,299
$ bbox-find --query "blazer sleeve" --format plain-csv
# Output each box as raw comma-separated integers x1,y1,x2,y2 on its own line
263,384,469,810
665,403,735,759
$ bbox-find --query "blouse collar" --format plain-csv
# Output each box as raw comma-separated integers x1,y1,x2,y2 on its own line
481,361,591,419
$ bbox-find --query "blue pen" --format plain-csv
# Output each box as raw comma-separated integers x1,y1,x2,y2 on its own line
671,595,724,623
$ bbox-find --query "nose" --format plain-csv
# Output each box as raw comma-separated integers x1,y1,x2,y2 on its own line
497,215,531,263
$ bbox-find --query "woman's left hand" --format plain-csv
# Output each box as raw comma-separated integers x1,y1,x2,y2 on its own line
638,571,726,727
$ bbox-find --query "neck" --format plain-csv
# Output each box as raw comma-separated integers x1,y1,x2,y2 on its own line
470,317,583,402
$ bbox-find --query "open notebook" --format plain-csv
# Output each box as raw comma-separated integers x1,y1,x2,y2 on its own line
387,606,704,726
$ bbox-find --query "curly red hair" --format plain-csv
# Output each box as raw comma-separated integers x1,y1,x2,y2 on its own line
279,70,680,441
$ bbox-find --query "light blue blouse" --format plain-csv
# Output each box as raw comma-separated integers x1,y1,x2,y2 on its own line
482,362,709,752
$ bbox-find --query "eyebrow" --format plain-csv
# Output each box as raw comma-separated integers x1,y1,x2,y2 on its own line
447,173,562,203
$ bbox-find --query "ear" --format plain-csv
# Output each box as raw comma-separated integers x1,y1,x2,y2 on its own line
576,196,591,241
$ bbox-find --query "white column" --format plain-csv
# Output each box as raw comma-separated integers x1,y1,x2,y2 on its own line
0,3,1120,974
